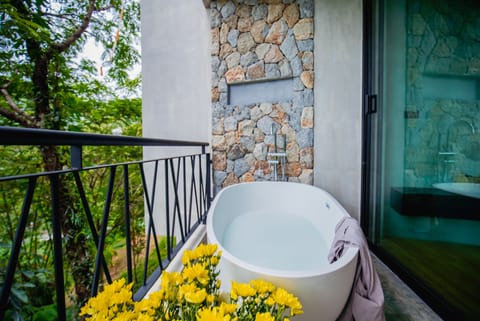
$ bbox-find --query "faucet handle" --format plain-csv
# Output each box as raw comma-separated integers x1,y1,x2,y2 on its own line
267,152,286,157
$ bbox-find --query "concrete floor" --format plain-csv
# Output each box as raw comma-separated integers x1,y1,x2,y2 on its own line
373,255,443,321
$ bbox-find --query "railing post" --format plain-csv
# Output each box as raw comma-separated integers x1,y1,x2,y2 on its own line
123,165,133,284
165,159,171,260
50,174,67,321
71,145,83,169
205,148,212,213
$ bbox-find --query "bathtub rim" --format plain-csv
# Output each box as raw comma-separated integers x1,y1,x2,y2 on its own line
206,181,360,279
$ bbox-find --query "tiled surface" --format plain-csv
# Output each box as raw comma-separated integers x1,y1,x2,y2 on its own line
372,255,443,321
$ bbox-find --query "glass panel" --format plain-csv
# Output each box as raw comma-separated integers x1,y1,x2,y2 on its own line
370,0,480,319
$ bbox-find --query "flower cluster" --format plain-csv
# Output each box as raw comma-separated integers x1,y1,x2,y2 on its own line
80,243,303,321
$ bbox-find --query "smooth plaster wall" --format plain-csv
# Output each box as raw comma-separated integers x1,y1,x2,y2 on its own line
141,0,211,154
314,0,363,219
141,0,211,237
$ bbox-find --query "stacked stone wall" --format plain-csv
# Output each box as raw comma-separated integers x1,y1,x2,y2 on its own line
209,0,315,192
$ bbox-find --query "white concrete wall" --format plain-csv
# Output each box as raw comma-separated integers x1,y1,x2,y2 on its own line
141,0,211,238
141,0,211,149
314,0,363,219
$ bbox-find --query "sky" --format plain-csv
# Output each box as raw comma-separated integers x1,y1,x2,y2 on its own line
81,39,141,79
78,38,142,99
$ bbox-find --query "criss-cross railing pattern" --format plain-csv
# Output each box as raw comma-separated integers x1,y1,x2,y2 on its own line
0,126,211,321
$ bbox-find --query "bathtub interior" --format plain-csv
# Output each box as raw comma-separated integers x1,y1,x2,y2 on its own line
208,182,356,276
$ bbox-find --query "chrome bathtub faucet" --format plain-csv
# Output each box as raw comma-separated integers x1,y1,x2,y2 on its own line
267,124,286,181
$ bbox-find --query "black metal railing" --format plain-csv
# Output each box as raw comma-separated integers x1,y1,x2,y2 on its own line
0,126,211,321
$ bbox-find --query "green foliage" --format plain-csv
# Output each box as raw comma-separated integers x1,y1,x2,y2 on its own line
0,267,55,321
0,0,141,129
32,305,57,321
0,96,145,319
0,0,143,317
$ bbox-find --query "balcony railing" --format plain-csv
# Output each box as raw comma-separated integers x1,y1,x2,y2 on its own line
0,126,211,321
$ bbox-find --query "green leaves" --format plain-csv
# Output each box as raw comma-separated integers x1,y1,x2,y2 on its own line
0,0,141,129
0,3,51,43
0,2,142,316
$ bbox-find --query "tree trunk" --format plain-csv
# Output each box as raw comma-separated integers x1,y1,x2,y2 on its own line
29,46,93,306
41,145,92,306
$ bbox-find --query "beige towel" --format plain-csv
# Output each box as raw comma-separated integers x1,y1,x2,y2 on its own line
328,216,386,321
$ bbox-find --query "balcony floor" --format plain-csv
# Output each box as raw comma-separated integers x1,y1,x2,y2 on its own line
373,255,442,321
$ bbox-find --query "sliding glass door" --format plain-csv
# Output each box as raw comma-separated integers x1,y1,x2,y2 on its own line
364,1,480,319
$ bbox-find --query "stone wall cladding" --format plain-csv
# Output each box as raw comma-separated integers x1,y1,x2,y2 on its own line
210,0,314,192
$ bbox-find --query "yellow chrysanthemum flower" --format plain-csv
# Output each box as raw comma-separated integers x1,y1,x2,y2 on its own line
178,282,199,301
255,312,275,321
79,279,134,319
265,297,275,306
272,288,303,315
197,243,218,257
272,288,293,306
135,291,163,314
182,263,210,285
290,304,304,316
136,314,155,321
111,310,137,321
192,245,207,259
210,255,220,265
134,299,154,313
185,288,207,304
161,271,182,289
80,244,303,321
146,290,164,307
207,294,216,304
197,307,226,321
182,247,204,266
231,281,256,299
250,279,276,294
182,250,193,265
220,302,237,314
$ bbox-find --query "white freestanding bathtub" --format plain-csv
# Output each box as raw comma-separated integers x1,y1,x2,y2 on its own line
206,182,359,321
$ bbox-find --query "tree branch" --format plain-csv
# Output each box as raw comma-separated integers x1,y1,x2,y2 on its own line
0,103,37,128
49,0,97,55
0,84,37,128
1,90,36,124
41,11,77,19
96,4,115,12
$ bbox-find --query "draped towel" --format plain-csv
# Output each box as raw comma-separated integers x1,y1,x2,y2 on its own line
328,216,386,321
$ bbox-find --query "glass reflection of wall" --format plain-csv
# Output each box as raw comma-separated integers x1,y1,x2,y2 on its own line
382,0,480,244
404,1,480,188
376,0,480,319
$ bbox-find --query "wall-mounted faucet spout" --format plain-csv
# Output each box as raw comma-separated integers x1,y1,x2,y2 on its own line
267,124,286,181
